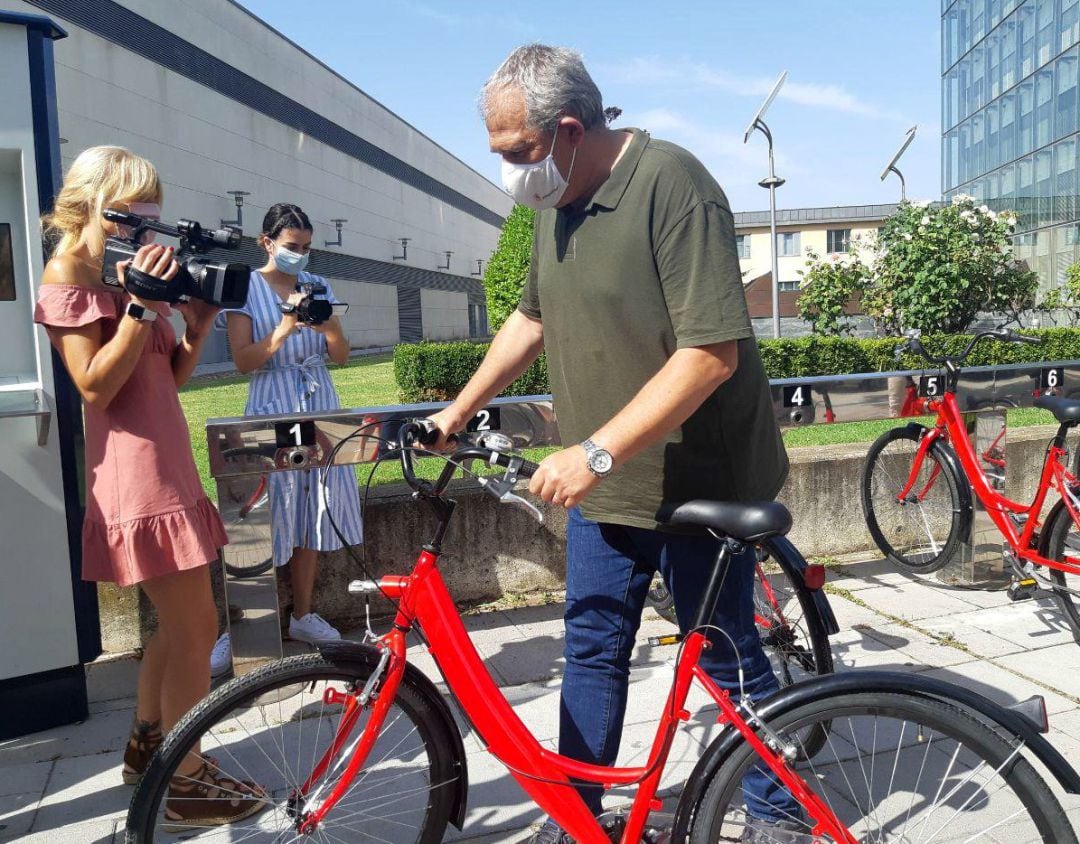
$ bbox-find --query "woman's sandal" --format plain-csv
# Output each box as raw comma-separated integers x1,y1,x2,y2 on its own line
163,758,267,830
121,719,163,785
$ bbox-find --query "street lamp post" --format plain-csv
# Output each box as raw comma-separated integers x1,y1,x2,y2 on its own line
880,125,918,202
744,71,788,339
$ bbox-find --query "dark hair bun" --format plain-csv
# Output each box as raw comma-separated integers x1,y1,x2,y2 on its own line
262,203,313,239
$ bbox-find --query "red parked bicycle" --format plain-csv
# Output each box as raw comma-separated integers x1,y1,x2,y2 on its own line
127,420,1080,842
862,327,1080,638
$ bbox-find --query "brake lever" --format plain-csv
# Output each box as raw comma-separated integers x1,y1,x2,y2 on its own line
476,473,544,523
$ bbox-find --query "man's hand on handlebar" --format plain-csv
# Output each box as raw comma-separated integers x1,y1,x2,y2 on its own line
528,446,601,510
423,408,464,451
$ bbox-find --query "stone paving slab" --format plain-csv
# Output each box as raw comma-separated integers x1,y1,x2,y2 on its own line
5,552,1080,841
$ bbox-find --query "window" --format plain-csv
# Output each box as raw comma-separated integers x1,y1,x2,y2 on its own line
778,280,800,292
827,229,851,253
0,224,12,302
1056,49,1079,141
775,232,801,257
735,234,751,259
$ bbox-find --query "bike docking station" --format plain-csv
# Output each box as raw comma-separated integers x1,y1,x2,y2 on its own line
204,356,1079,672
206,400,560,675
774,360,1079,588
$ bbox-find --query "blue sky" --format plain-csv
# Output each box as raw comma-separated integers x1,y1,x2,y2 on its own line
238,0,942,213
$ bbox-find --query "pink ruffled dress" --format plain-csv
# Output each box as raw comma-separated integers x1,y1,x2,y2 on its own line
34,285,228,587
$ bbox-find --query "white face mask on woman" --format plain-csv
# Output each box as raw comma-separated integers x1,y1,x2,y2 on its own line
500,131,576,210
273,244,309,275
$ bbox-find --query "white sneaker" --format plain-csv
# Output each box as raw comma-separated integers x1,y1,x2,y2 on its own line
288,612,341,644
210,632,232,678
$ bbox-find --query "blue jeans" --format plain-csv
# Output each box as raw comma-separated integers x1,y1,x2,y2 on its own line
559,507,799,820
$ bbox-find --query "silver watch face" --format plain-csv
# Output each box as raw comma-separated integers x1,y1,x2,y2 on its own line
589,449,613,475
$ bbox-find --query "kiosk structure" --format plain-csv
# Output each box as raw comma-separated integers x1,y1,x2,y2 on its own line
0,11,97,739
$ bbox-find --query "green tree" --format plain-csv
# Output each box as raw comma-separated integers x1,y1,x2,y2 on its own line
796,246,869,336
1039,260,1080,326
798,197,1037,336
483,205,535,331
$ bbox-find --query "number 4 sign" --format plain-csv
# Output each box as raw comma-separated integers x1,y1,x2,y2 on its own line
782,385,812,408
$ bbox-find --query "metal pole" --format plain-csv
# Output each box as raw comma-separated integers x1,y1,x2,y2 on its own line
755,121,785,339
887,165,907,202
768,143,780,339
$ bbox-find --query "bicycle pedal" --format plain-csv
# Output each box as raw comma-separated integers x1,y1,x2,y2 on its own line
647,633,684,647
1008,577,1039,601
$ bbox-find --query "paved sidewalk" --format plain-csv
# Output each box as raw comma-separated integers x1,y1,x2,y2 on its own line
5,553,1080,841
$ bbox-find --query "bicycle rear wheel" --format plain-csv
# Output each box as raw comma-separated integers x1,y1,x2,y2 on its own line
687,691,1075,843
219,448,275,579
1038,499,1080,642
125,652,458,843
862,427,968,573
646,555,833,688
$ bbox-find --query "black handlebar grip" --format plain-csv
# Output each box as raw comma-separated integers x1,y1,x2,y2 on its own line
517,459,540,478
1012,332,1043,345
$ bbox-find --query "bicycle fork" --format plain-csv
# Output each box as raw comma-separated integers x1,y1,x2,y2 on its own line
290,634,405,835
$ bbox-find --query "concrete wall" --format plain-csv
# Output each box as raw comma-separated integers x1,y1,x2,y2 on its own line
2,0,506,357
420,288,470,341
334,278,399,349
95,425,1067,654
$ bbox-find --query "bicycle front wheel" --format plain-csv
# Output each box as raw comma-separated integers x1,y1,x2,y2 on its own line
687,692,1075,843
125,652,458,843
861,427,968,573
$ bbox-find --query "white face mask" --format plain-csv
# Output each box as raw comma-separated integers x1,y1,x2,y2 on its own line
500,131,576,210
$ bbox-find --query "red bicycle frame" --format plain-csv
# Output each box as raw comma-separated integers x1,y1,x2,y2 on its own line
291,546,857,843
904,391,1080,576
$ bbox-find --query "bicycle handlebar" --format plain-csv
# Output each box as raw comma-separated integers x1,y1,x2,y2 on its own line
397,419,540,506
896,327,1042,369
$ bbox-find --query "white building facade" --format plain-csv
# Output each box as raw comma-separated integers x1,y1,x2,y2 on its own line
0,0,513,364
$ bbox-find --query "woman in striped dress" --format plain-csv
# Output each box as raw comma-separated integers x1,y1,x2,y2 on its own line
216,203,363,667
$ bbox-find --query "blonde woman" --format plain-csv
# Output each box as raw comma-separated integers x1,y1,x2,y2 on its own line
33,146,263,828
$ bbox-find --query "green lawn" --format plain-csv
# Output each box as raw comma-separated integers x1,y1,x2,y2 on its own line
181,356,1060,496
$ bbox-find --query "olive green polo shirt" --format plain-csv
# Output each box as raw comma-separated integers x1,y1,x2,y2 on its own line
518,128,788,531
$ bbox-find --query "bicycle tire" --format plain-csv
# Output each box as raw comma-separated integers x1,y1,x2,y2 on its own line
646,552,834,687
125,652,458,843
686,691,1076,843
862,426,969,573
1038,499,1080,643
220,447,276,579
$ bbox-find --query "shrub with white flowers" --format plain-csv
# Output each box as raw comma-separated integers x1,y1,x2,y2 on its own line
797,196,1036,336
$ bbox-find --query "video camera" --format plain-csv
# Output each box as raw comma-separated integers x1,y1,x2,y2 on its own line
102,209,250,309
279,280,349,326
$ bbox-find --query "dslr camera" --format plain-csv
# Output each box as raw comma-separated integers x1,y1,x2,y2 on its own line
279,280,349,326
102,209,250,309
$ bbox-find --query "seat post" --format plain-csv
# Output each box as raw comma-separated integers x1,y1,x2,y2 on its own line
690,538,738,632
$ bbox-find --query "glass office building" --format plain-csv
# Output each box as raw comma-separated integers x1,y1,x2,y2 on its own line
943,0,1080,290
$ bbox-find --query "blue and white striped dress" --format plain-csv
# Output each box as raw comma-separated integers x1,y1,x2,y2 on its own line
229,270,364,565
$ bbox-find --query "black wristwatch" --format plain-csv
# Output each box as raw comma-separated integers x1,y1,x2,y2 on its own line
125,302,157,322
582,439,614,478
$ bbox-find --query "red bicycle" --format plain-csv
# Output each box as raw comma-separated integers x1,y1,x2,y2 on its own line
127,420,1080,842
861,327,1080,636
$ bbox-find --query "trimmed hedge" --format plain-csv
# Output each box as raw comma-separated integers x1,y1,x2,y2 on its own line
394,341,549,402
394,329,1080,402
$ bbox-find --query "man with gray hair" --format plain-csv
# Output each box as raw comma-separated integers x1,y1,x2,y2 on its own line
429,44,797,843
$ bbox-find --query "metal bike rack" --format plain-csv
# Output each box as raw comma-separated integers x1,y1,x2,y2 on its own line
206,359,1080,673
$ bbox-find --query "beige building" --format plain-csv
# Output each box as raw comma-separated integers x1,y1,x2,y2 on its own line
734,204,897,317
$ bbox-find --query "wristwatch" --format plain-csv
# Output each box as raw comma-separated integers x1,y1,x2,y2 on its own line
581,439,614,478
125,302,157,322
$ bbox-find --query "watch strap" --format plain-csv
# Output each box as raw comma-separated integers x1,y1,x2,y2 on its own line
125,302,157,322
